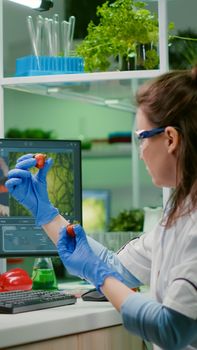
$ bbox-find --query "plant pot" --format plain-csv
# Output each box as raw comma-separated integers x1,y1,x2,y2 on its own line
119,43,159,71
119,54,136,71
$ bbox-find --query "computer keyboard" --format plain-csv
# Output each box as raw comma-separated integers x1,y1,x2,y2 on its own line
0,289,77,314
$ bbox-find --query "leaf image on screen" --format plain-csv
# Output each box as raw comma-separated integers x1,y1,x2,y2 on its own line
9,152,74,218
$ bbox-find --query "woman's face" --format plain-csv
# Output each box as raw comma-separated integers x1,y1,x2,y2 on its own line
136,108,178,188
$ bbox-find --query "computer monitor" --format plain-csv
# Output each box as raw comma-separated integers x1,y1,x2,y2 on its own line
0,139,82,257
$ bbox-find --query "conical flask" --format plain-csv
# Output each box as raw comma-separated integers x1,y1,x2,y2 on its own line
32,257,58,290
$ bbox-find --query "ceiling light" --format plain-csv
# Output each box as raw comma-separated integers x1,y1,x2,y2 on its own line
8,0,53,11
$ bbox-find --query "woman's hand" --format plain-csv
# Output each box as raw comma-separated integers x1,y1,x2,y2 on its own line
57,224,123,291
5,154,58,226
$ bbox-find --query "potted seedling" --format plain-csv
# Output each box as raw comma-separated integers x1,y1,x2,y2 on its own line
76,0,160,72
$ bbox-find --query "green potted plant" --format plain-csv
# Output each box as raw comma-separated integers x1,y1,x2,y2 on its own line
5,128,56,139
107,208,144,232
76,0,160,72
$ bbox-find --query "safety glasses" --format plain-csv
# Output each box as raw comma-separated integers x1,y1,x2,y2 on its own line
134,126,166,149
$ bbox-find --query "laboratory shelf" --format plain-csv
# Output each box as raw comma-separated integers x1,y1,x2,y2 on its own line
1,69,161,84
1,70,161,112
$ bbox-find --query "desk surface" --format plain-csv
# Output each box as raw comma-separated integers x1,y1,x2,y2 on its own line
0,298,122,349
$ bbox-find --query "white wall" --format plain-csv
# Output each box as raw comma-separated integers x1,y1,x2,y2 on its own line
148,0,197,33
167,0,197,32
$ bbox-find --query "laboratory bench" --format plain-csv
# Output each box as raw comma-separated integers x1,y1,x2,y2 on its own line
0,298,143,350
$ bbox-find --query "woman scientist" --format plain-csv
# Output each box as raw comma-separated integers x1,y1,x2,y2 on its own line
5,67,197,350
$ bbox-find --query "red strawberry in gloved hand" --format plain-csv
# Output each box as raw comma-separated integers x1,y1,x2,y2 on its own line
0,268,32,292
33,153,47,169
66,224,76,238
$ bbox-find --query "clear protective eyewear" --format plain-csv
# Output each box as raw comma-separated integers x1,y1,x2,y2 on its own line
134,127,166,149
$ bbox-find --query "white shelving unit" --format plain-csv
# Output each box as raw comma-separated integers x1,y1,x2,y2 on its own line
0,0,170,134
0,0,169,119
1,70,160,112
0,0,170,272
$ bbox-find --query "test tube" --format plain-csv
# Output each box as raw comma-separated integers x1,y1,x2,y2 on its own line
36,15,43,56
26,16,40,70
52,13,60,56
68,15,76,55
61,20,70,57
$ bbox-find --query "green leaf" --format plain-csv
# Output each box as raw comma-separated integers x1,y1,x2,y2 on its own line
108,209,144,232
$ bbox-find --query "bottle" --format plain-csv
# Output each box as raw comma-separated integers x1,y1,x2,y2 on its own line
32,257,58,290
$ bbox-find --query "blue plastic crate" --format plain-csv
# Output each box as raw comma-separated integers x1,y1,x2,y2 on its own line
16,55,84,76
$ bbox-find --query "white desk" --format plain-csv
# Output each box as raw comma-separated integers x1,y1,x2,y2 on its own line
0,299,143,350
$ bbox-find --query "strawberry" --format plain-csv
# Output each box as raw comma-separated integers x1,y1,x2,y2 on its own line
66,224,75,238
33,153,47,169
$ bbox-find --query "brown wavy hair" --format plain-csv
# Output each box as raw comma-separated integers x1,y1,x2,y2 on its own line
136,66,197,226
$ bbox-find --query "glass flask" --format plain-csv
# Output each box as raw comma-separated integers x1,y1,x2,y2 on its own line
32,257,58,290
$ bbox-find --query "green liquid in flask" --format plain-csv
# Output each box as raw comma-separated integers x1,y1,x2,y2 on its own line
32,257,58,290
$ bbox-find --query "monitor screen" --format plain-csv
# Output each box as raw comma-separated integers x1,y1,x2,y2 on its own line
0,139,82,257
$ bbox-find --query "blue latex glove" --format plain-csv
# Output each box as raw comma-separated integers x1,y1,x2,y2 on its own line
87,236,141,288
5,154,59,226
57,224,123,292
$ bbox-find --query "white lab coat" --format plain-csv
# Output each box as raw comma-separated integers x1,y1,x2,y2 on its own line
118,205,197,350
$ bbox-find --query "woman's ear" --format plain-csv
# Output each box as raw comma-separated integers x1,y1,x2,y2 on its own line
164,126,179,154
